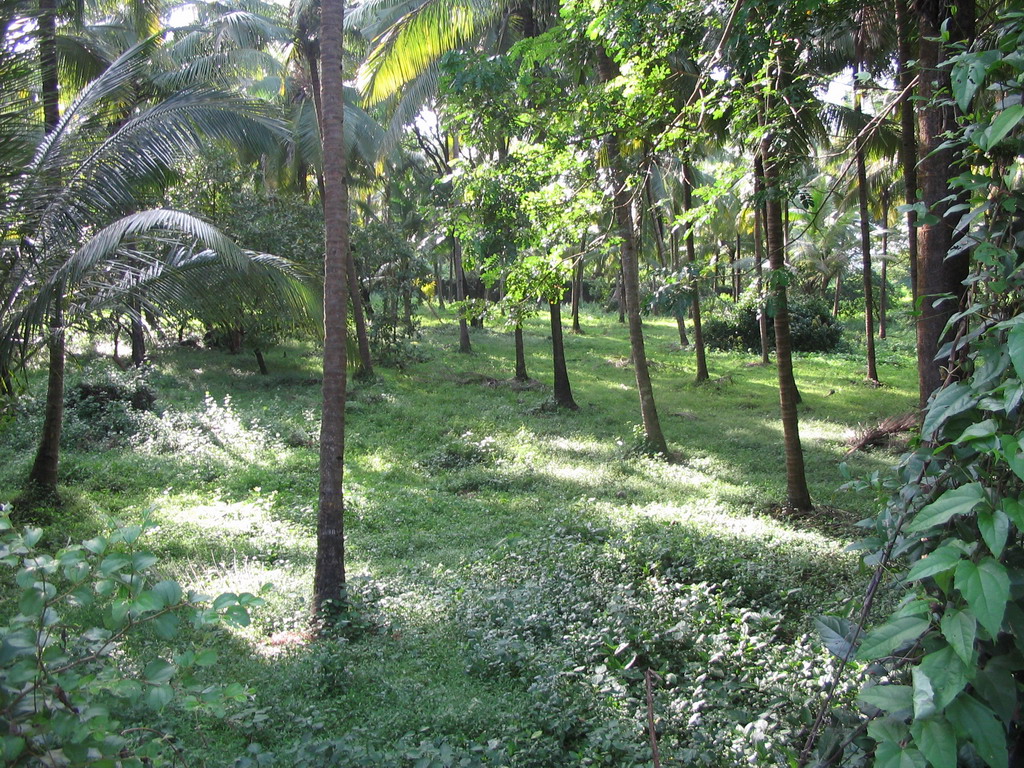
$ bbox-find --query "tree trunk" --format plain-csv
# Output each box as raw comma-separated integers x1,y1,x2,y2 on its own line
597,49,668,455
570,248,584,334
129,297,146,368
616,269,626,324
26,299,64,497
763,146,812,512
833,274,842,320
672,231,689,347
26,0,63,499
314,0,349,618
453,235,471,353
753,157,771,366
683,162,709,383
879,193,890,339
915,0,974,409
514,324,528,381
897,0,919,305
855,60,879,384
549,302,578,410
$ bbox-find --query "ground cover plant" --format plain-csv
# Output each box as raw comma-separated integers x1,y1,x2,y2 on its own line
0,306,918,766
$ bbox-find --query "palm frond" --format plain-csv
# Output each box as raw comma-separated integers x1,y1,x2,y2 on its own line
357,0,508,105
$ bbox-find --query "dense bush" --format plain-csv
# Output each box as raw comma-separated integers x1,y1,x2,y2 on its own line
701,298,844,353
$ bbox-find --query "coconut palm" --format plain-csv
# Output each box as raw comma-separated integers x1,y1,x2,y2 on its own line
0,33,286,500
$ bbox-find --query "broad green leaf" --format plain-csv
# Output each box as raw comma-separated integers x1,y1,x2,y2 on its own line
978,507,1009,558
213,592,238,611
153,580,183,606
941,609,977,665
1003,498,1024,531
910,717,957,768
950,49,1000,111
982,104,1024,150
907,544,964,582
857,617,930,660
814,615,856,659
860,684,914,713
912,667,936,719
921,383,978,440
908,484,986,533
19,587,46,616
920,646,970,709
1009,324,1024,380
974,660,1017,727
147,683,173,710
224,604,251,627
875,742,926,768
151,612,179,641
2,736,25,763
83,536,107,554
955,558,1010,638
132,590,164,613
1001,435,1024,482
953,419,998,443
195,649,218,666
143,658,176,683
99,554,132,575
131,552,158,571
947,694,1008,768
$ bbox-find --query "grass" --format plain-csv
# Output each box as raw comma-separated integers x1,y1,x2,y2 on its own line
0,304,918,767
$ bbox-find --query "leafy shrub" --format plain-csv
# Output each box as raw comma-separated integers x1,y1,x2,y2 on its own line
420,432,499,473
702,297,844,353
0,510,262,766
62,366,159,449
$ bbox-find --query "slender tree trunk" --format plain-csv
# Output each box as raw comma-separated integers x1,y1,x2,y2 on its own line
305,42,372,379
753,157,771,366
897,0,919,305
763,145,812,511
314,0,349,617
453,234,471,353
855,60,879,384
879,193,890,339
682,162,709,383
514,324,528,381
616,269,626,324
549,302,578,410
254,348,269,375
597,48,668,454
571,250,584,334
130,297,146,368
26,0,63,498
915,0,974,409
672,231,689,347
833,274,842,320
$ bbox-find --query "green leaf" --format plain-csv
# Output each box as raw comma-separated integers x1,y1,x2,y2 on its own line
133,590,164,613
1009,324,1024,381
920,646,970,710
860,684,913,713
224,604,251,627
921,383,978,440
910,717,957,768
857,617,930,660
955,558,1010,637
83,536,107,554
941,609,977,665
147,683,173,710
981,104,1024,150
978,507,1009,558
875,742,926,768
99,554,132,575
151,612,180,641
1002,498,1024,531
912,667,936,719
2,736,26,763
195,649,218,666
974,660,1017,727
907,544,964,582
131,552,158,571
907,483,986,533
953,419,998,443
143,659,176,683
946,694,1008,768
950,50,1000,112
153,580,183,606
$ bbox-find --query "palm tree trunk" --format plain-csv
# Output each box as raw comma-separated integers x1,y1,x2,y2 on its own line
130,297,146,367
879,193,889,339
453,235,471,353
26,0,63,499
915,0,974,409
314,0,349,618
763,146,812,511
672,230,689,347
549,302,578,410
682,162,709,382
897,0,919,305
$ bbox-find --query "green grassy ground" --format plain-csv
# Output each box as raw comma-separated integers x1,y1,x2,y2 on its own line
0,306,918,766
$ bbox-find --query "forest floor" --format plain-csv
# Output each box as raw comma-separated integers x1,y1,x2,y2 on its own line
0,305,919,767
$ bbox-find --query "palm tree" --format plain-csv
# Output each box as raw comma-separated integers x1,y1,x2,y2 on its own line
313,0,348,618
1,30,285,502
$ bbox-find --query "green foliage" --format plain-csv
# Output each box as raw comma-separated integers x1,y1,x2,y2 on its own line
817,13,1024,767
0,511,261,766
701,298,844,354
